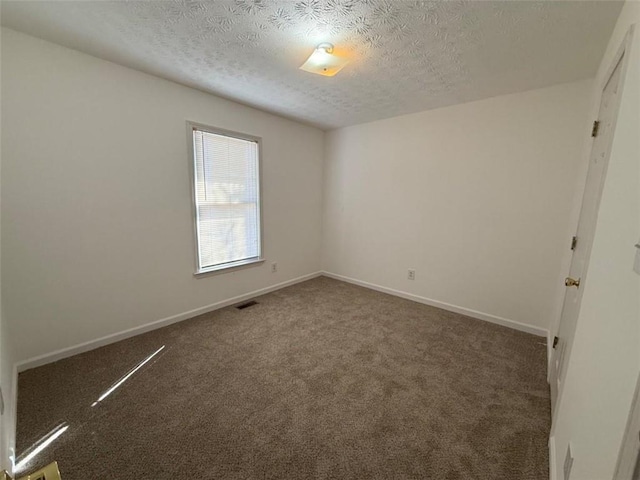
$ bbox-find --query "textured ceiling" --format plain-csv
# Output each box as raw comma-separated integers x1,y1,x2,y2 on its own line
1,1,623,129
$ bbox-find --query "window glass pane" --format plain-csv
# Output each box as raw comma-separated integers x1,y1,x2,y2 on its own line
193,128,260,270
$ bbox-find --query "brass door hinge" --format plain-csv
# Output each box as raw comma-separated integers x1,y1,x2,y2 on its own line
591,120,600,137
570,236,578,250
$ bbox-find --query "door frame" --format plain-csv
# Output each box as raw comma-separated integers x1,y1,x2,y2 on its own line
613,371,640,480
549,24,635,423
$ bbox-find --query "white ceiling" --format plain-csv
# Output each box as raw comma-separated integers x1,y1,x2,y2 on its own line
1,1,623,130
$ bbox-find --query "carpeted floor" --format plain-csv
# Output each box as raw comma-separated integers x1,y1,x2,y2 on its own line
16,277,550,479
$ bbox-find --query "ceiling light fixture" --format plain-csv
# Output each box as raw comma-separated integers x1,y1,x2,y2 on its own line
299,43,349,77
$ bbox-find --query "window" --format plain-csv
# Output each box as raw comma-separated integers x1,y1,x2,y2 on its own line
189,123,262,274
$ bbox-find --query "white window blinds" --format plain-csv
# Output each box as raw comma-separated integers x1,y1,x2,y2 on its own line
192,127,261,272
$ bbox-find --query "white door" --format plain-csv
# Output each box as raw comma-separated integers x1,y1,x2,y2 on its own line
549,53,626,415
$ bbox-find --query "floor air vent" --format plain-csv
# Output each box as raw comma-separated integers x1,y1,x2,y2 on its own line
236,300,258,310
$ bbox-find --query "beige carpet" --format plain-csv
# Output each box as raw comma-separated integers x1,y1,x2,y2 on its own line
16,277,550,479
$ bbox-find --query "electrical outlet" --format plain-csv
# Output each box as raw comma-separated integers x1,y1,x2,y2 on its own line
271,262,278,273
408,269,415,281
563,443,574,480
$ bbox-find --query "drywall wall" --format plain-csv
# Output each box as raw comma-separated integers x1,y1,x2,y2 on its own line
1,28,324,365
322,80,592,333
550,3,640,479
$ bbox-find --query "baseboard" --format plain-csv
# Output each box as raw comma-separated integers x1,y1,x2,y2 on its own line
549,435,557,480
15,269,547,372
322,271,548,337
16,271,323,372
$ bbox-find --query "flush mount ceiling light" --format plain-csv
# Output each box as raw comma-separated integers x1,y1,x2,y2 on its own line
299,43,349,77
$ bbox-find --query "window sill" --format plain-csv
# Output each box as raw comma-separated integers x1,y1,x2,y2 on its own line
194,257,265,277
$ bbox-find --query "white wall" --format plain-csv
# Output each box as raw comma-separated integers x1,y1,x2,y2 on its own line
322,81,592,334
550,3,640,479
1,28,324,366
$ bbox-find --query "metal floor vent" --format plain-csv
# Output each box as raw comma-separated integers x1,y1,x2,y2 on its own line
236,300,258,310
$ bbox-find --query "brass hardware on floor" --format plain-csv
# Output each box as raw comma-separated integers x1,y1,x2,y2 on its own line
565,277,581,288
4,462,62,480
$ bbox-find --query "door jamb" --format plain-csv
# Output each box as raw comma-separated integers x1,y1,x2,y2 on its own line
613,371,640,480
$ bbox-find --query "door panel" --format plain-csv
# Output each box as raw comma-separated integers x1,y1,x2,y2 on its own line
549,54,625,416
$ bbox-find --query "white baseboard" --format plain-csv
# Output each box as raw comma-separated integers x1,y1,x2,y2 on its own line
15,269,547,372
16,271,323,372
549,435,557,480
322,271,548,338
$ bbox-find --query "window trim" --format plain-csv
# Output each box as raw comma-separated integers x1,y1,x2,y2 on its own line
186,121,264,276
